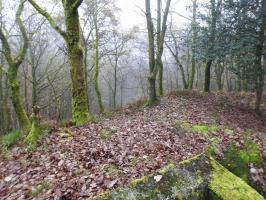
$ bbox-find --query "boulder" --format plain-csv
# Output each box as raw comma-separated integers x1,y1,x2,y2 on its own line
95,155,264,200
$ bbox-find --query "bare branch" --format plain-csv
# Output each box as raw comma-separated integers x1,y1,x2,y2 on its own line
14,0,28,66
72,0,83,10
28,0,67,39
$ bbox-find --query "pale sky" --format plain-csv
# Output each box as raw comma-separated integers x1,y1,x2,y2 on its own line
117,0,192,29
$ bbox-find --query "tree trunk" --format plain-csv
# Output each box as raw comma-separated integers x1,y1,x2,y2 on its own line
65,7,92,123
146,0,157,105
255,8,265,114
32,65,37,107
92,12,104,113
29,0,92,125
204,0,221,92
0,0,31,132
189,0,197,90
113,57,118,109
179,63,188,89
157,0,163,96
204,60,212,92
3,76,12,132
0,69,3,134
8,66,31,132
157,58,164,95
215,62,224,91
254,0,266,114
156,0,171,96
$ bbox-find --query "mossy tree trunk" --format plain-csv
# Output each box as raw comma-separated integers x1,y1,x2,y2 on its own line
0,0,31,133
146,0,171,104
29,0,92,125
3,76,12,132
92,10,104,113
156,0,171,96
0,55,4,134
0,69,4,134
145,0,157,105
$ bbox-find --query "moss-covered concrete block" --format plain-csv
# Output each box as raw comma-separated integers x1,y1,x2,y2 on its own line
208,158,264,200
95,155,264,200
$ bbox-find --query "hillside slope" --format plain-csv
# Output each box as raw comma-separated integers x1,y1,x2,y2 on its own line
0,92,265,199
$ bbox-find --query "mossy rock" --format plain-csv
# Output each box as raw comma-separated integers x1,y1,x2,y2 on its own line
95,155,264,200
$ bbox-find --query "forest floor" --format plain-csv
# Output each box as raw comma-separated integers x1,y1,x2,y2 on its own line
0,91,265,200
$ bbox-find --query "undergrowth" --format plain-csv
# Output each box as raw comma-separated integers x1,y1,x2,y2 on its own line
0,130,22,148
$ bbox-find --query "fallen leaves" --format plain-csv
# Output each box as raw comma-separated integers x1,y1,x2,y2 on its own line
0,92,265,199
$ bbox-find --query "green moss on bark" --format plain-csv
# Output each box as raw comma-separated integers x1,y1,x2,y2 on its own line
8,68,31,133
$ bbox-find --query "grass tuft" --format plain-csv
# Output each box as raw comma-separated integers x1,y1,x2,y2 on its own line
0,130,22,148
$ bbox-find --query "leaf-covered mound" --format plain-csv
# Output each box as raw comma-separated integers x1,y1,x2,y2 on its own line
0,92,265,199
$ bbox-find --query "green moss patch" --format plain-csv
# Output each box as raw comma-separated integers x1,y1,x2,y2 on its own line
175,120,219,135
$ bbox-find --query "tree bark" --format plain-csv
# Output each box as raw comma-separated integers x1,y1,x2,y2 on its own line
204,60,212,92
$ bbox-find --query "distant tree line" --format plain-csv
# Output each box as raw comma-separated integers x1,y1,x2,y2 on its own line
0,0,265,139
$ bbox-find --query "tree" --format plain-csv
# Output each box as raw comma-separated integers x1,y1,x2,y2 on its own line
28,0,92,125
221,0,266,113
0,0,31,133
105,29,134,108
92,1,105,113
204,0,222,92
145,0,157,105
188,0,197,90
145,0,171,104
254,0,265,114
166,24,189,89
156,0,172,96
